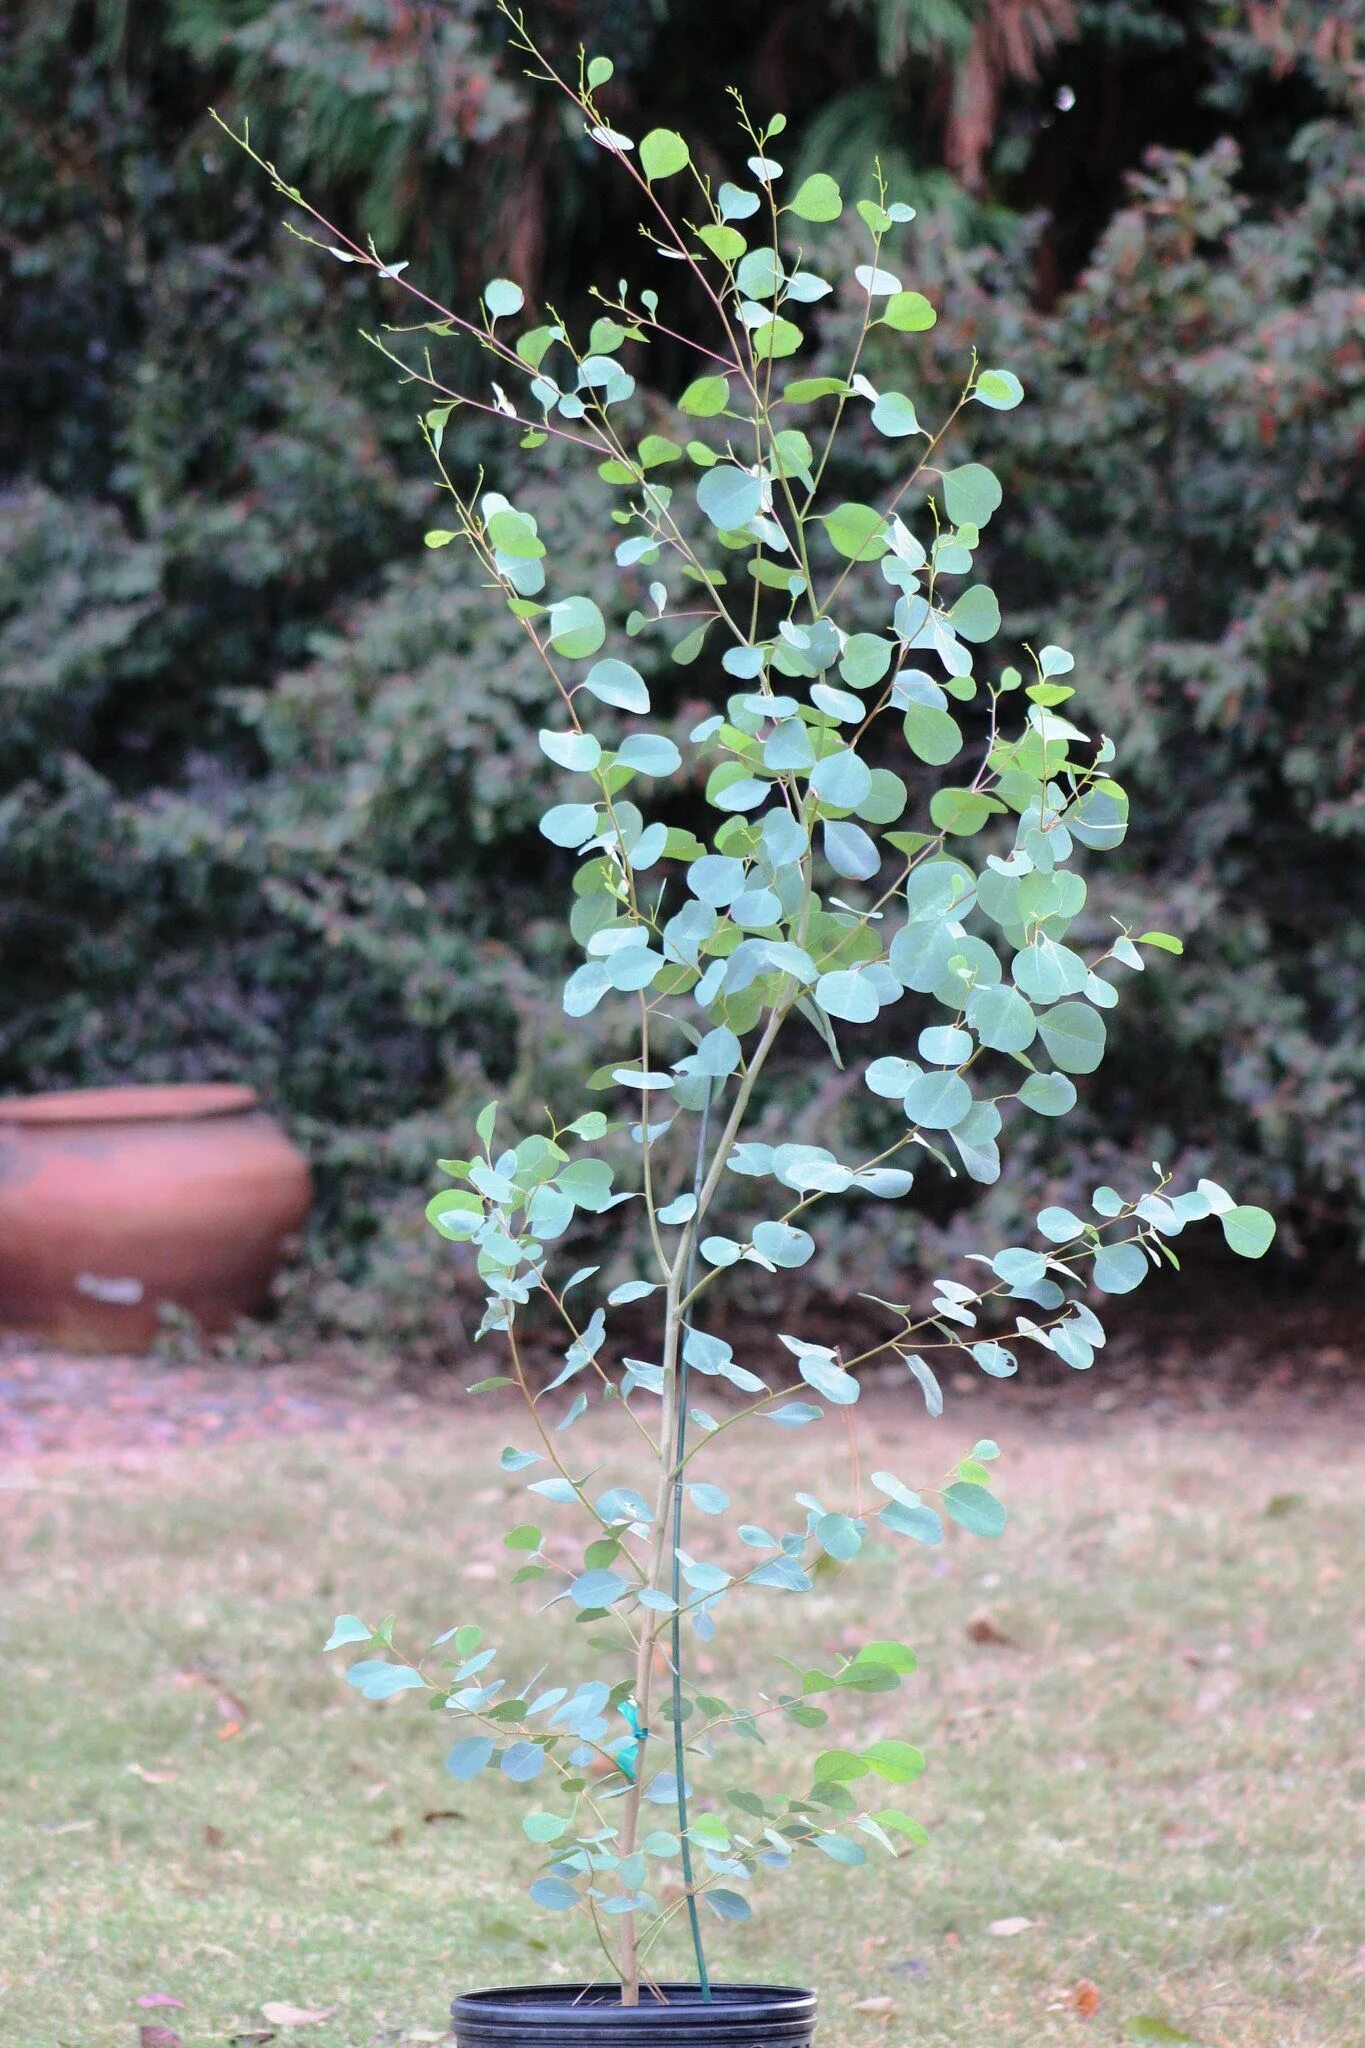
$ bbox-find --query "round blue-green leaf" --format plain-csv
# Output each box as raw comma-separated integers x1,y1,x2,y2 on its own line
966,983,1036,1054
697,464,762,531
974,367,1024,410
1018,1070,1077,1117
814,1511,862,1561
822,819,880,880
798,1354,860,1406
687,1483,730,1515
617,734,681,777
870,391,919,438
1220,1204,1276,1258
446,1736,495,1780
1038,1002,1106,1074
902,1069,972,1130
570,1568,628,1609
583,658,650,712
1092,1240,1148,1294
941,463,1002,529
815,970,879,1024
752,1220,815,1268
1038,1206,1085,1243
707,1888,754,1921
540,729,601,772
879,1499,943,1543
501,1741,545,1782
549,596,607,659
941,1481,1006,1537
529,1876,580,1911
484,277,525,319
810,749,872,809
918,1025,971,1066
540,804,598,848
949,585,1001,644
840,634,894,688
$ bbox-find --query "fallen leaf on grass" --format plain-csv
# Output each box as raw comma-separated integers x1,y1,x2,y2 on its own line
140,2029,183,2048
138,1995,188,2009
260,2005,335,2028
423,1809,467,1825
1124,2022,1200,2044
852,1996,895,2018
1071,1980,1101,2018
127,1764,178,1785
988,1916,1036,1938
966,1608,1013,1646
204,1825,226,1849
228,2033,276,2045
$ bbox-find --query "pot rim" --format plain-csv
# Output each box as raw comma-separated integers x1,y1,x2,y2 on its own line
0,1083,260,1127
452,1984,816,2023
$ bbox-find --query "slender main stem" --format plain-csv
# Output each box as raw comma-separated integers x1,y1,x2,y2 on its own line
669,1084,717,2000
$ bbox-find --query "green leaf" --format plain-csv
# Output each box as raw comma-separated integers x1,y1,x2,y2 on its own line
820,502,888,561
548,596,607,660
862,1739,924,1783
941,1481,1006,1537
503,1525,542,1551
1220,1204,1276,1258
814,1748,869,1782
930,787,999,837
424,529,458,549
640,128,690,180
783,377,848,402
974,367,1024,409
752,316,803,361
1137,930,1184,954
586,55,614,86
696,223,746,263
679,375,731,417
523,1811,568,1842
853,1640,918,1673
880,290,937,332
902,703,962,766
788,172,842,221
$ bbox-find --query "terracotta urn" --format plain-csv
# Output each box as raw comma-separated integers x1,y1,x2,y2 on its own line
0,1084,312,1353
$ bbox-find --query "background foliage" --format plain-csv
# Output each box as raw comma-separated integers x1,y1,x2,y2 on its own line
2,0,1361,1347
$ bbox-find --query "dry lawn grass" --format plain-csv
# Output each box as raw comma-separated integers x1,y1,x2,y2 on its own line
2,1388,1361,2046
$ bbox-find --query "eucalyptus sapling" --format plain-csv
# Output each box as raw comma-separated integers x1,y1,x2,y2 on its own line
224,10,1276,2008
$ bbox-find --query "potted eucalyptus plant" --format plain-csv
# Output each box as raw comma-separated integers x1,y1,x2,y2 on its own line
226,11,1275,2040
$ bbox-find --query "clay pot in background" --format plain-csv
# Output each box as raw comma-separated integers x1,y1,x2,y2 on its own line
0,1084,313,1353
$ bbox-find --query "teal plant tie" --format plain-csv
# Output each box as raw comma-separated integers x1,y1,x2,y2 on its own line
670,1080,715,2000
614,1698,646,1783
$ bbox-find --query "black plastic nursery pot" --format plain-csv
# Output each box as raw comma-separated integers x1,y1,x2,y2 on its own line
452,1985,817,2048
